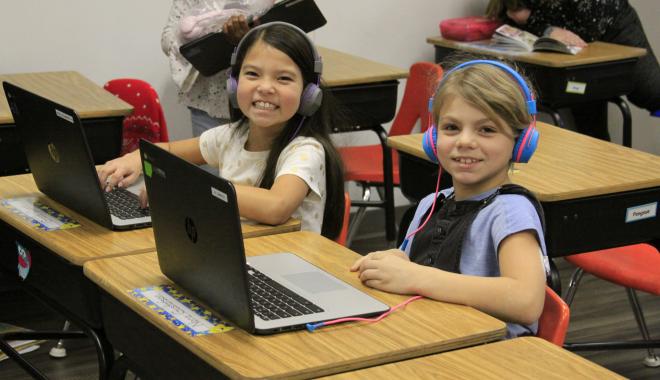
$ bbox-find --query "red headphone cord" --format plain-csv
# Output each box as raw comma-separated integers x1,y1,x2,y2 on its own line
306,295,423,332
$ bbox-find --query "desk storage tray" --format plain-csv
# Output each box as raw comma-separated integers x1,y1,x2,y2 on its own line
329,80,399,130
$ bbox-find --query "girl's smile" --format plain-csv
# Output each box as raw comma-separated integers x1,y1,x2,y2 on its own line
236,40,304,137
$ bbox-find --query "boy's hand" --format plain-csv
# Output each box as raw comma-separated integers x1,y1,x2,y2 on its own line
351,249,417,294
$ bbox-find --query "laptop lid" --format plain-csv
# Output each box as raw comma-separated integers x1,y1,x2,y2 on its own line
139,140,389,334
179,0,327,76
2,81,150,230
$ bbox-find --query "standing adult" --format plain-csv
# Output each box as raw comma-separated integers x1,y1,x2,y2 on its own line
162,1,266,137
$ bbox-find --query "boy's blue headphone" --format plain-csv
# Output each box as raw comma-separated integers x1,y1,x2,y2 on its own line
226,21,323,117
422,59,539,164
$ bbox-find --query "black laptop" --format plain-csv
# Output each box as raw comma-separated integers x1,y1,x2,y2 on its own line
179,0,327,76
2,82,151,230
139,139,389,334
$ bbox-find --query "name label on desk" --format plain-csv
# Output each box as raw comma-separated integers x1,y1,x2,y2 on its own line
625,202,657,223
130,285,233,336
1,197,80,231
565,81,586,95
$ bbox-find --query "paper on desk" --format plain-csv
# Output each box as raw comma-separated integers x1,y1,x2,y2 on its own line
130,285,233,336
1,196,80,231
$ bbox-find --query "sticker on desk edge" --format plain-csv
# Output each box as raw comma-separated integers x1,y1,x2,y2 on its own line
1,197,80,231
625,202,657,223
565,81,586,94
129,285,233,336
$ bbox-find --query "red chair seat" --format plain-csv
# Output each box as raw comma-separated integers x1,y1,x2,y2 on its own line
565,244,660,295
340,145,400,184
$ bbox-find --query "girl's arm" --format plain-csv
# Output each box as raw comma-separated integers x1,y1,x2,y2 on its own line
98,138,206,190
234,174,309,225
353,230,546,325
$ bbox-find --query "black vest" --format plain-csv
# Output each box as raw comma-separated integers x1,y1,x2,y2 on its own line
409,184,545,274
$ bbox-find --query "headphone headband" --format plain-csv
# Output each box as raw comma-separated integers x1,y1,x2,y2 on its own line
230,21,323,76
440,60,536,115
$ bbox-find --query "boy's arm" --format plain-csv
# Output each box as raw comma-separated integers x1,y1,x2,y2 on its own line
353,230,546,325
412,230,546,325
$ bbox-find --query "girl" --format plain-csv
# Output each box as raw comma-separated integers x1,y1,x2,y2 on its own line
99,22,345,240
351,59,549,338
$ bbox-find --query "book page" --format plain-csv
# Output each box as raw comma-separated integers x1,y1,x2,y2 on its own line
492,24,538,51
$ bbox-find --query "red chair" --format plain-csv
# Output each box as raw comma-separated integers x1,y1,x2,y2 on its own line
340,62,443,246
537,286,570,346
103,79,169,155
563,243,660,367
334,192,351,247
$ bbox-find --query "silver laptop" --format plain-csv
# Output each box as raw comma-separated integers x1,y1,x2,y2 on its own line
2,81,151,230
139,139,389,334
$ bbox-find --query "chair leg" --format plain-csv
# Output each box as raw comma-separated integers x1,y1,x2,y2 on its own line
563,267,585,306
626,288,660,367
49,320,70,358
345,184,371,248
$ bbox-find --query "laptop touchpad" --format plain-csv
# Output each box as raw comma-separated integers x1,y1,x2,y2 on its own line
284,272,345,293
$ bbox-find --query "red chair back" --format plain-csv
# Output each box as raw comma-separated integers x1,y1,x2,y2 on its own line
537,286,570,346
104,79,169,155
335,192,351,247
388,62,443,137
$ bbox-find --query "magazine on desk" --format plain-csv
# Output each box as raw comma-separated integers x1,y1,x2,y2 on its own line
491,24,583,55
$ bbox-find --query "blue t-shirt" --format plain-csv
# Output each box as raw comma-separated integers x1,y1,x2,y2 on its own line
402,187,550,338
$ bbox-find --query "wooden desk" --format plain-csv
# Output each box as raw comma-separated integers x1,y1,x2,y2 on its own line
321,337,623,379
427,37,647,146
388,122,660,259
318,46,408,242
0,71,132,176
0,173,300,378
83,231,506,379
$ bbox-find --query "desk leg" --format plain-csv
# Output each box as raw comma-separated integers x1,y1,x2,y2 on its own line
16,283,115,380
0,338,49,380
379,124,396,242
608,97,633,147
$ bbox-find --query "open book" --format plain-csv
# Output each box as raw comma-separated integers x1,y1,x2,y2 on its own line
0,322,44,362
492,24,582,55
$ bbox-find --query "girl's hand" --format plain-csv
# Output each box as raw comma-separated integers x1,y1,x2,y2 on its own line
350,249,417,294
223,15,251,45
97,152,141,192
548,27,587,47
138,185,149,209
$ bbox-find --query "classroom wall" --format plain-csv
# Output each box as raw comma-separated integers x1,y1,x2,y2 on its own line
1,1,658,188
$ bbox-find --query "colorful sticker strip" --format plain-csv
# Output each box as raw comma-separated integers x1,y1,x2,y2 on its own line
129,285,233,336
1,197,80,231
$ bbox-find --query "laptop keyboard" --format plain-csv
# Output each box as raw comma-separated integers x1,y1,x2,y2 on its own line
247,265,324,321
104,188,150,220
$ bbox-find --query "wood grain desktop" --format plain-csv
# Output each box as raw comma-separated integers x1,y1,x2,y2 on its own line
84,231,507,379
0,173,301,265
320,337,624,379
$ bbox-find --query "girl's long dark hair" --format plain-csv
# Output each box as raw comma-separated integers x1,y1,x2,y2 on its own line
230,24,346,240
